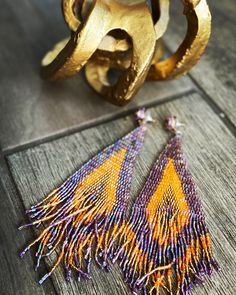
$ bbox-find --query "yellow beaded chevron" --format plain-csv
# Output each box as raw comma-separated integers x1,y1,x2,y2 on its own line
19,113,219,295
19,110,147,284
112,116,219,295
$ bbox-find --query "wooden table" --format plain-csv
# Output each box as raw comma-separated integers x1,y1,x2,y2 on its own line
0,1,235,294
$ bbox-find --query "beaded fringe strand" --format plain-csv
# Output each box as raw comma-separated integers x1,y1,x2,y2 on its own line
19,120,146,284
112,121,219,295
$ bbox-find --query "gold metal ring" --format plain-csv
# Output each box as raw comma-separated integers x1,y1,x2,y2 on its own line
41,0,156,106
62,0,170,50
148,0,211,80
41,0,211,106
84,0,170,104
86,0,211,82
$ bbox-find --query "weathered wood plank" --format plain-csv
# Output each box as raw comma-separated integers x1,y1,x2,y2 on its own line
164,0,236,126
8,92,236,294
0,157,56,295
0,0,194,152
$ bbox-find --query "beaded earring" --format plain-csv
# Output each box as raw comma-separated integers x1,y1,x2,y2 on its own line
19,109,148,284
113,116,219,295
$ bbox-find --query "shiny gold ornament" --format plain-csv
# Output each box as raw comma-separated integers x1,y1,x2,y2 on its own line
148,0,212,80
41,0,211,106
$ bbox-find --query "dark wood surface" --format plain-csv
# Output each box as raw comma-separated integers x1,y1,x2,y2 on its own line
0,1,235,295
0,157,55,295
0,0,194,152
164,0,236,128
7,94,236,295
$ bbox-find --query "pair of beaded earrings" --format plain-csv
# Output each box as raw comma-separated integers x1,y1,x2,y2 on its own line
19,109,219,295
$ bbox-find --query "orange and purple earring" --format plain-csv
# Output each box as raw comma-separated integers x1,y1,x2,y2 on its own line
19,112,219,294
114,116,219,295
19,109,149,284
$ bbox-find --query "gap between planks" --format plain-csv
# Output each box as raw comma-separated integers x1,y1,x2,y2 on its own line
1,89,196,157
7,92,236,295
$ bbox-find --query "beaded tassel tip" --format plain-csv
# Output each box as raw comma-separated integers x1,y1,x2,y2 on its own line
114,116,219,295
19,110,147,284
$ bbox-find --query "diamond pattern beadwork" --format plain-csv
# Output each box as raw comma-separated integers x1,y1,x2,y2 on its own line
113,134,219,295
19,122,146,284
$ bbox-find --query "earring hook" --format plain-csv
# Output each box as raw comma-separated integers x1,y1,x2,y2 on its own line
164,115,185,135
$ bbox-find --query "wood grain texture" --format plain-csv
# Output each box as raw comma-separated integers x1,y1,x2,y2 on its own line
7,92,236,294
163,0,236,126
0,0,194,152
0,157,56,295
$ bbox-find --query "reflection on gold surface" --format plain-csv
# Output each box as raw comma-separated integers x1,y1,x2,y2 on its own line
41,0,211,106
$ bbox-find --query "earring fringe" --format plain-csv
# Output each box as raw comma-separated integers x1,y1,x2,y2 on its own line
113,116,219,295
19,111,147,284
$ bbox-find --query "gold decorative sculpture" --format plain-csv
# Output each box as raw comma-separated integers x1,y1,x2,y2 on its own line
41,0,211,106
